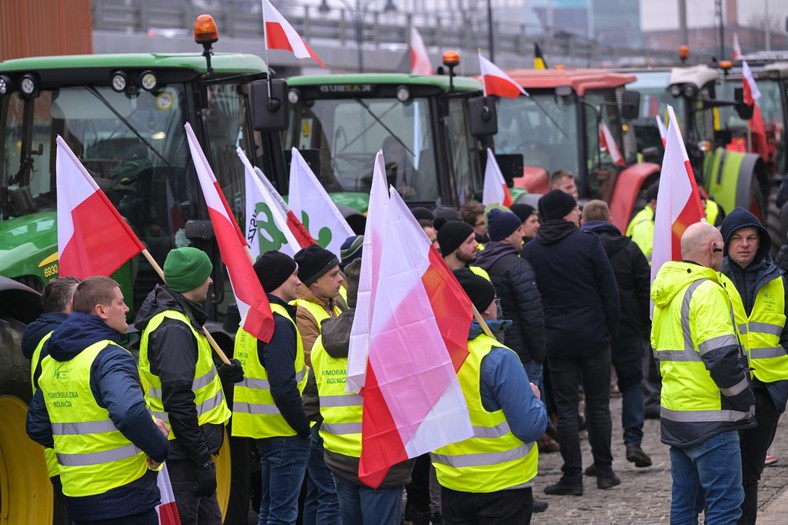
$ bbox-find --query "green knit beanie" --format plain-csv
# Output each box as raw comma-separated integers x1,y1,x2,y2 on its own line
164,247,213,293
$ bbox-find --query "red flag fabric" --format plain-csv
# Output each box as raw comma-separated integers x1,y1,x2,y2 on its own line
410,27,433,75
185,123,275,342
156,464,181,525
262,0,325,68
56,136,145,278
742,60,768,157
478,54,527,99
482,148,514,207
651,105,706,282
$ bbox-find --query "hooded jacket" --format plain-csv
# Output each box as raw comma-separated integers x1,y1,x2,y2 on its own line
26,312,169,521
581,221,651,338
522,220,620,355
134,285,223,465
474,241,545,364
313,309,413,488
651,261,755,446
720,207,788,413
22,311,69,386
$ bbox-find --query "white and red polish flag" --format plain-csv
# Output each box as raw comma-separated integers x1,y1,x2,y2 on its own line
742,61,762,104
733,33,742,62
482,148,514,207
262,0,325,68
656,115,668,148
479,53,527,99
410,27,433,75
251,162,315,250
156,464,181,525
288,148,354,257
237,148,301,258
56,136,145,278
599,121,625,166
651,105,705,283
185,123,275,342
353,180,474,488
742,60,768,156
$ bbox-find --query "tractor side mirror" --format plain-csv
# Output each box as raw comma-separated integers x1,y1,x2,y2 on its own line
467,95,498,137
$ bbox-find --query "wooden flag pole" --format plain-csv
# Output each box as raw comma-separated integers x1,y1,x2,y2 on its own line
141,249,231,364
471,304,494,338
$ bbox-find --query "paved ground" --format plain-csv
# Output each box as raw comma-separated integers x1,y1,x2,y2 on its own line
533,394,788,524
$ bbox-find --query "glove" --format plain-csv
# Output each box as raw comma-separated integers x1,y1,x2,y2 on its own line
195,462,217,497
217,359,244,384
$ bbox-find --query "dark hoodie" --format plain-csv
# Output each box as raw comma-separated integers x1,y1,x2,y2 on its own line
25,312,169,522
134,284,224,465
474,241,545,363
721,207,788,414
22,311,69,386
581,220,651,338
315,309,413,488
522,219,619,355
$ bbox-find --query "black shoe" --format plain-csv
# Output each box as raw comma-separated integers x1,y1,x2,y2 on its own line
533,499,549,513
596,470,621,490
584,464,597,477
626,444,653,468
430,512,443,525
544,476,583,496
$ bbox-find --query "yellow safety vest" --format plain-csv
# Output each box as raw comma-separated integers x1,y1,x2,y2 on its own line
311,335,364,457
720,273,788,383
626,206,654,263
31,331,59,478
469,265,491,282
39,340,148,497
705,199,721,226
652,262,752,443
431,334,538,493
139,310,231,439
292,298,342,327
232,303,308,438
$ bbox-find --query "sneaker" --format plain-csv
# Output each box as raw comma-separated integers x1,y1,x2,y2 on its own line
544,476,583,496
765,455,779,466
596,470,621,490
584,464,597,477
625,444,653,468
533,499,549,513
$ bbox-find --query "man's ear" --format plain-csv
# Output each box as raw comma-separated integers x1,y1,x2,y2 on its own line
94,303,108,321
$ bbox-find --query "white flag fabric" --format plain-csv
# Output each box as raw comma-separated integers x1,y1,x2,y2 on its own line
651,105,706,284
478,53,527,98
238,148,300,258
655,115,668,148
262,0,325,68
742,60,762,103
410,27,433,75
287,148,354,257
482,148,514,207
733,33,742,61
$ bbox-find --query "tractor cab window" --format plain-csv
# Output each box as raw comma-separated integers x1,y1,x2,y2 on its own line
286,95,438,209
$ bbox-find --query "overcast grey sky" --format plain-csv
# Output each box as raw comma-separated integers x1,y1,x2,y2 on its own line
640,0,788,33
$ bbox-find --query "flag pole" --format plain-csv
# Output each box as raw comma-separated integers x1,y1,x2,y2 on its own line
140,248,231,365
471,304,494,338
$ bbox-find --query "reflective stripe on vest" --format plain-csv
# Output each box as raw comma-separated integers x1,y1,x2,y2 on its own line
653,274,752,435
139,310,231,439
39,340,148,497
432,334,537,493
721,274,788,383
31,331,59,478
312,335,364,458
232,303,307,438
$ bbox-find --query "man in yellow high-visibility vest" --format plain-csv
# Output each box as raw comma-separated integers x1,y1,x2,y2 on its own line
27,276,170,524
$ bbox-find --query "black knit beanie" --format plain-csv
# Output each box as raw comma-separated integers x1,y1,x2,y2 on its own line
254,251,297,293
437,221,474,256
509,203,536,223
538,190,577,221
453,268,496,313
487,208,522,241
294,245,339,286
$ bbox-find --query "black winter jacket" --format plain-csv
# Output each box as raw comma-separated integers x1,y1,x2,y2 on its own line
134,285,223,466
581,221,651,338
475,242,546,363
522,220,619,356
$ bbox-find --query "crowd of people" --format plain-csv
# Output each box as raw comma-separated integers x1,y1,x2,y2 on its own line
22,170,788,525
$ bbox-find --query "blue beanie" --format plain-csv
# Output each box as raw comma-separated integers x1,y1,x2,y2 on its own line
487,209,522,241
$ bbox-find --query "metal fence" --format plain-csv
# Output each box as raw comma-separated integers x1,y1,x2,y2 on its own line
92,0,705,68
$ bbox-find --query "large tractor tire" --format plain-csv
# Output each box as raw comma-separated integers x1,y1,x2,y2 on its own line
0,278,52,525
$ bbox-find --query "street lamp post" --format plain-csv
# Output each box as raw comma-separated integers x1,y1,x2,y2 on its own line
319,0,397,72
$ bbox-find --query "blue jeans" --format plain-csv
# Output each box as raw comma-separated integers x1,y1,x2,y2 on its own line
303,426,340,525
332,474,404,525
611,335,645,446
256,435,311,525
669,431,743,525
